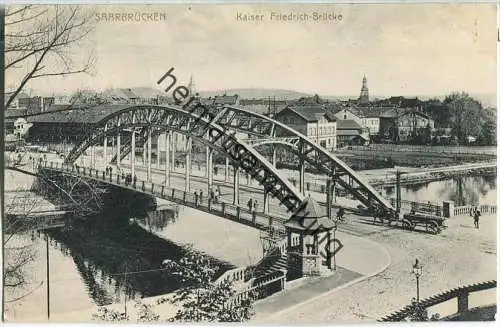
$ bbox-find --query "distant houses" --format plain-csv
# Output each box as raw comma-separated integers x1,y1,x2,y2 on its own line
274,98,337,151
10,76,444,150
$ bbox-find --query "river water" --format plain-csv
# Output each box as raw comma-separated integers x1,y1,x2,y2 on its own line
3,174,497,321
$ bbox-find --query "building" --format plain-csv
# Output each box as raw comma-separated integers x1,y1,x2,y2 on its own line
42,97,55,112
26,104,188,156
333,106,385,138
239,98,288,116
358,75,370,105
274,103,337,150
379,108,434,143
5,108,28,134
5,92,30,109
213,94,240,106
336,119,369,147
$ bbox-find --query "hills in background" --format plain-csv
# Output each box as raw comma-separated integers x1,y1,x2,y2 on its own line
26,87,496,108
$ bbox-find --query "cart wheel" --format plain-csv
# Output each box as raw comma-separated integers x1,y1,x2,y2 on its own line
429,221,440,234
402,219,412,230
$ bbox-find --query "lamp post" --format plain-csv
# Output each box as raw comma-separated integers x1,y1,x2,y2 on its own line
332,222,337,270
412,258,423,302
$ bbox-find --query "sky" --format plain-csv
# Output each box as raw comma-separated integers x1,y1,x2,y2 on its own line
5,3,497,98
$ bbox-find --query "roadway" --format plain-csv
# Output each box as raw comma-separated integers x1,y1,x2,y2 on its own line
86,156,394,238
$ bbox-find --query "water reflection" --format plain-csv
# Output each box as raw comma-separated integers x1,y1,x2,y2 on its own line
383,175,497,206
45,207,231,307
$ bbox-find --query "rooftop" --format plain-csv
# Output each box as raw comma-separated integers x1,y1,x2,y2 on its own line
214,95,239,105
279,105,337,122
337,119,363,130
284,197,335,232
27,104,133,124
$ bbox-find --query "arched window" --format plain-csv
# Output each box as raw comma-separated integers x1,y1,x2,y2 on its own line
343,114,347,120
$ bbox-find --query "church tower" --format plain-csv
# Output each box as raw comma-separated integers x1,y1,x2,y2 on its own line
358,75,369,105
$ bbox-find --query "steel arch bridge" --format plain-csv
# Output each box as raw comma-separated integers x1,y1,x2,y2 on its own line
64,104,395,216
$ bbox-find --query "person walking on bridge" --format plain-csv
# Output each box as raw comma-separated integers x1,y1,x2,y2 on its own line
194,190,199,207
473,206,481,229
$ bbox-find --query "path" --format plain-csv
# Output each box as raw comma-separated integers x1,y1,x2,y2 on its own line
253,230,392,321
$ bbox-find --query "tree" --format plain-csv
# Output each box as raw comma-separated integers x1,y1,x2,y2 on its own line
69,89,112,107
5,5,96,109
160,245,255,323
92,246,254,323
405,298,440,322
476,118,496,146
443,92,484,144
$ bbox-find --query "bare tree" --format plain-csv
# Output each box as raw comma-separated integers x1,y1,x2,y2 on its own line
5,4,96,108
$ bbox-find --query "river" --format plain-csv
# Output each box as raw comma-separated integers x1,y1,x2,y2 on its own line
3,174,496,322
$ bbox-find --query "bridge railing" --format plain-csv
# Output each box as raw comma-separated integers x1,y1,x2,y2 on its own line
378,280,497,322
454,204,497,217
48,162,289,234
228,269,286,307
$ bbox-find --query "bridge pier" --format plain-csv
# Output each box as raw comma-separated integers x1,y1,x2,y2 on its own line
156,135,161,169
225,157,229,181
171,132,175,172
205,146,210,178
131,117,136,177
116,118,121,169
103,124,108,165
147,129,152,182
207,146,213,191
164,132,170,185
263,190,270,214
233,166,240,205
90,145,95,169
185,136,192,192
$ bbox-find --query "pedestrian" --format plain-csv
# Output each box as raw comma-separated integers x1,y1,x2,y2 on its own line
473,206,481,229
109,166,113,175
210,188,215,202
194,190,199,206
336,207,345,221
248,198,253,212
214,189,219,204
253,199,258,213
175,206,180,219
199,189,203,204
133,174,137,187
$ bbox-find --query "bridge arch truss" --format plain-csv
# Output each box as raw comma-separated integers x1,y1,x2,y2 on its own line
64,105,305,212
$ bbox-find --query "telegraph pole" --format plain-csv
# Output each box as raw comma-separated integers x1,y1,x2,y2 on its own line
396,170,402,216
124,264,128,317
46,234,50,320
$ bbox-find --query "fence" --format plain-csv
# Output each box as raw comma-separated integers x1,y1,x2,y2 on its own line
229,269,286,307
378,280,497,322
41,161,288,234
454,204,497,217
348,144,497,156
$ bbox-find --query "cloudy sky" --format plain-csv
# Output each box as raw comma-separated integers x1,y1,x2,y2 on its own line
6,3,497,98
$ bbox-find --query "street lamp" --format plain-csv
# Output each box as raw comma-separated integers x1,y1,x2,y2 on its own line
412,258,423,302
332,222,337,270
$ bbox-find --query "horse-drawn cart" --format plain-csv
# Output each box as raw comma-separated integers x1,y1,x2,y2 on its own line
401,212,447,234
373,209,447,234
